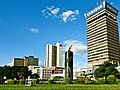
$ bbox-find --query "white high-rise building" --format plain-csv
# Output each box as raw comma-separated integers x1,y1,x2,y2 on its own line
56,42,62,67
45,42,62,67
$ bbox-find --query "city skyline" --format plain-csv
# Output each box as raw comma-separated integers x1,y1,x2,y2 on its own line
0,0,120,68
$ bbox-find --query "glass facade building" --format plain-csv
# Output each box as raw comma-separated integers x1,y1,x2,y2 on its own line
65,50,73,80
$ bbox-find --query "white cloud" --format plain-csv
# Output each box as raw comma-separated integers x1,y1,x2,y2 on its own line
47,6,60,15
61,10,73,23
63,39,87,55
61,10,79,22
42,6,60,19
30,28,39,33
0,62,13,67
7,63,13,66
51,8,60,14
42,6,80,23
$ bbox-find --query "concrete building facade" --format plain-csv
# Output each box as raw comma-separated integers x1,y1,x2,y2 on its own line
24,56,39,66
51,67,65,79
13,56,39,66
13,58,24,66
28,66,65,80
85,1,120,66
45,42,62,67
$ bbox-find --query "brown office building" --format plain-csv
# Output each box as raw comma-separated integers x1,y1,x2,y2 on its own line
13,58,24,66
13,56,39,66
85,1,120,66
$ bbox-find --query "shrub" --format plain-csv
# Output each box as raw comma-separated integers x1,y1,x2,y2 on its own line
84,78,90,84
98,78,105,84
13,79,16,84
116,79,120,84
48,79,54,84
53,76,63,81
0,78,3,84
36,79,40,84
89,80,98,84
64,78,72,84
16,80,19,84
75,79,80,84
107,75,116,84
19,79,24,84
31,79,40,84
79,78,85,84
7,79,14,84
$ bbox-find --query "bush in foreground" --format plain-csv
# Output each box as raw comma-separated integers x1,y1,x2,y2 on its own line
75,79,81,84
116,79,120,84
7,79,14,84
48,79,54,84
64,78,72,84
19,79,24,84
84,78,90,84
98,78,106,84
107,75,116,84
79,78,85,84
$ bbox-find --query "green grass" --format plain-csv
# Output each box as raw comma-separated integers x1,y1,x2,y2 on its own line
0,84,120,90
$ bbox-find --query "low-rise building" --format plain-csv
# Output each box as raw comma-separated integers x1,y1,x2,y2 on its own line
28,66,65,80
51,67,65,79
28,66,52,80
73,66,99,79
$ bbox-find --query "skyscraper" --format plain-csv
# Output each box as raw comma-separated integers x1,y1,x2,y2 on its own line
65,46,73,80
56,43,62,67
85,1,120,66
45,42,62,67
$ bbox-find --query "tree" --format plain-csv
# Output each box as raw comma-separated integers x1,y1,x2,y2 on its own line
94,61,119,79
0,65,32,83
107,75,116,84
18,72,25,79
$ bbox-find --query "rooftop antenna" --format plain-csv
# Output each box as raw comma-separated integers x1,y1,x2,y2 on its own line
68,45,72,51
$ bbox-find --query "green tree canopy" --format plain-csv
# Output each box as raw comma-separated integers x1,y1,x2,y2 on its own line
94,61,119,78
0,66,32,81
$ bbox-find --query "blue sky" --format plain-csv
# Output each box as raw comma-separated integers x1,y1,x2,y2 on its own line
0,0,120,68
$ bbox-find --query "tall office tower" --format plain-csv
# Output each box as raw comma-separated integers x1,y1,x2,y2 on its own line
56,43,62,67
85,1,120,66
65,47,73,80
45,42,62,67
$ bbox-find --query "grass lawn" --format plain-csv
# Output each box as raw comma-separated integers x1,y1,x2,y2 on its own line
0,84,120,90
